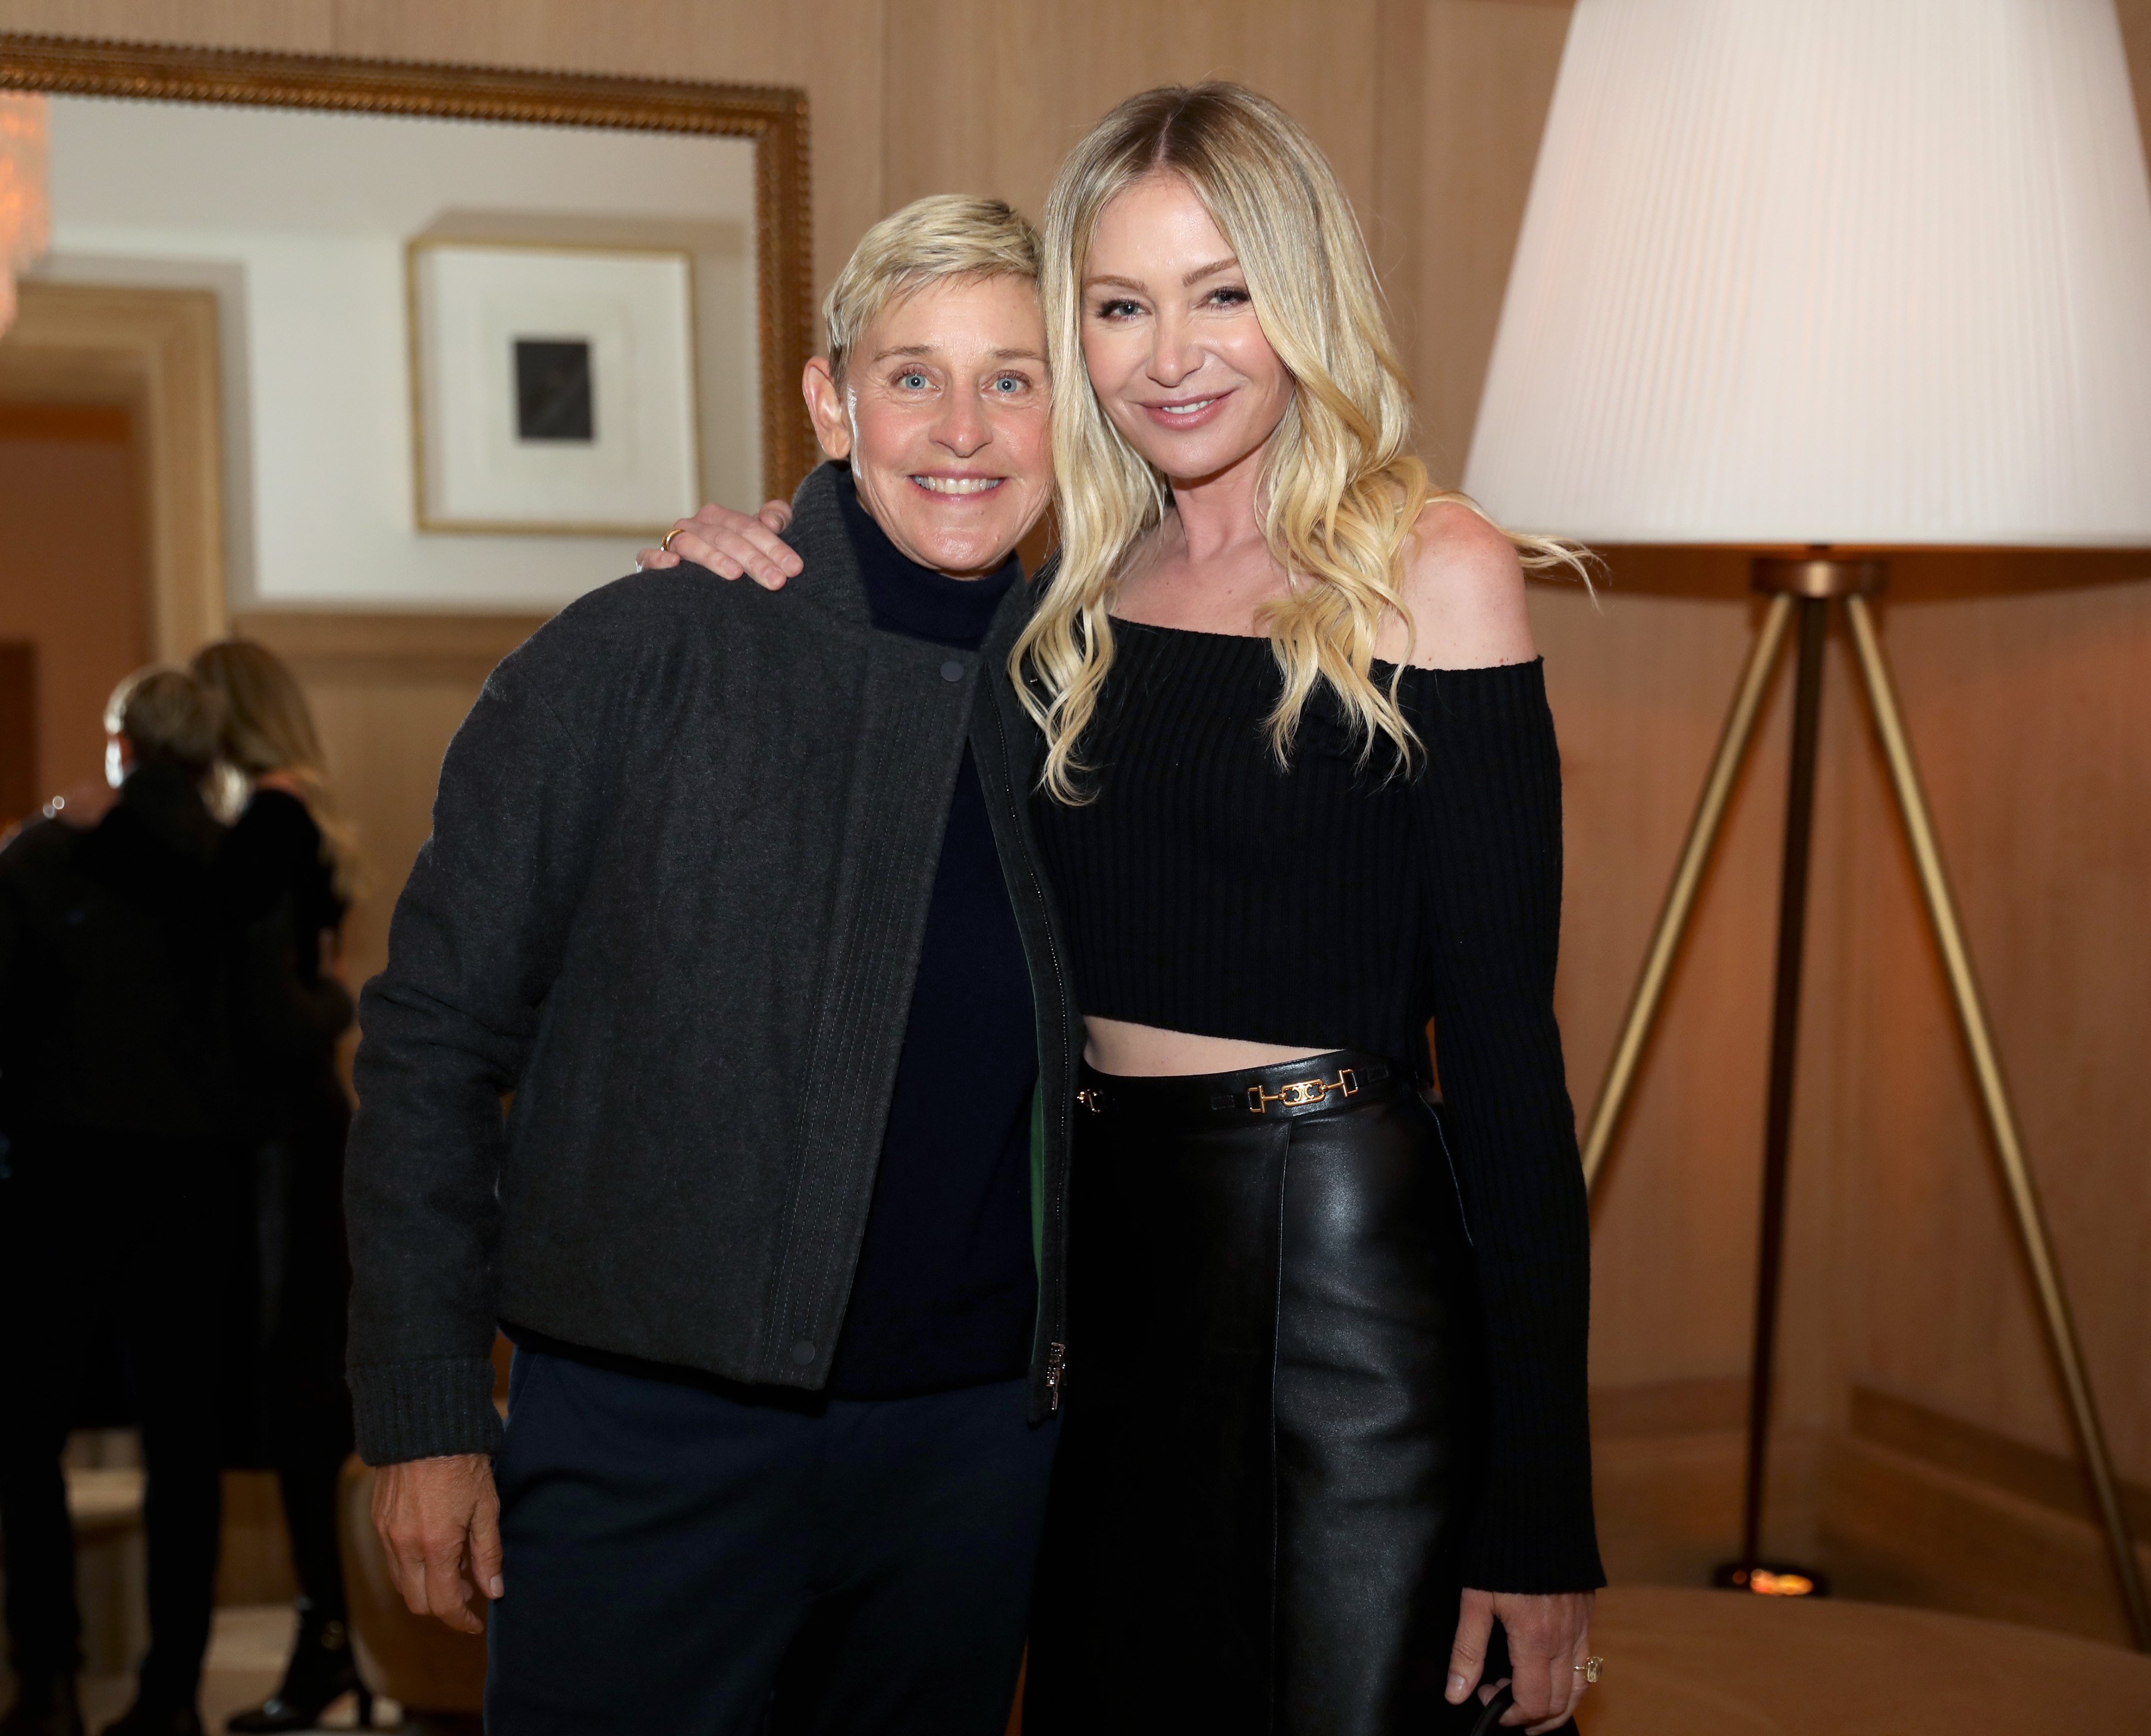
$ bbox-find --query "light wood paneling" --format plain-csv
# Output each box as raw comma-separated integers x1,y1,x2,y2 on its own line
1821,1435,2151,1648
1386,0,1571,480
1851,1383,2151,1540
878,0,1383,235
0,1,333,52
234,612,544,995
1832,580,2151,1472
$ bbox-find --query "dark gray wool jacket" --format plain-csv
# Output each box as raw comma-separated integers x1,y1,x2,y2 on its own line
344,464,1079,1465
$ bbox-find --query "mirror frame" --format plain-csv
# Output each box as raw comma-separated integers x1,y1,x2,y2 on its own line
0,30,815,502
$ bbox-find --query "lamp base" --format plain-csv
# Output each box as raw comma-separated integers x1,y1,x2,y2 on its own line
1710,1559,1833,1599
1750,556,1886,598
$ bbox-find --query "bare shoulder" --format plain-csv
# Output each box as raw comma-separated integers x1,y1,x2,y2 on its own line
1392,499,1537,670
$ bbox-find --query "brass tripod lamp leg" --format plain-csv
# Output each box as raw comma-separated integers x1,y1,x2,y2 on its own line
1844,594,2151,1652
1582,594,1797,1195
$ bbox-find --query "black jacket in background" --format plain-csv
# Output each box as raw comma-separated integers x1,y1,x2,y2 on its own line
344,464,1079,1467
216,790,358,1471
0,761,239,1145
221,790,353,1135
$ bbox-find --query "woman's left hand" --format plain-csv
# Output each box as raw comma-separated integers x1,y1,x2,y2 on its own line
1446,1587,1596,1732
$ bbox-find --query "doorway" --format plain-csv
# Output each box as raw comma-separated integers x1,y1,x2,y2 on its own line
0,399,152,822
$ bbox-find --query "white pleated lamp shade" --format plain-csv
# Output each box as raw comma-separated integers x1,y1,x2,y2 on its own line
1462,0,2151,548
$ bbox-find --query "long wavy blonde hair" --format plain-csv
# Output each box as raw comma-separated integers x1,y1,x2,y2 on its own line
190,639,363,902
1015,83,1582,802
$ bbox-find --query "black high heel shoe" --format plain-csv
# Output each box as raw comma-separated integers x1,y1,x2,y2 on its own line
225,1611,373,1732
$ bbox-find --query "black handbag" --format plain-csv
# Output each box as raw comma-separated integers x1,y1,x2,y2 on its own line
1466,1683,1581,1735
1467,1685,1515,1736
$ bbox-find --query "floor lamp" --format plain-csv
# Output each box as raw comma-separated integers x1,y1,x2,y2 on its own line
1464,0,2151,1647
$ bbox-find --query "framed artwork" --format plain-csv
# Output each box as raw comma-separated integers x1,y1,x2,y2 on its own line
409,240,703,536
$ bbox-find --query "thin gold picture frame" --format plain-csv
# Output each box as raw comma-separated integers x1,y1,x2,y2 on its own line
0,30,815,504
406,238,706,537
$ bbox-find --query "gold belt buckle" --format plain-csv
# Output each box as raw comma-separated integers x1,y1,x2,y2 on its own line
1245,1068,1358,1114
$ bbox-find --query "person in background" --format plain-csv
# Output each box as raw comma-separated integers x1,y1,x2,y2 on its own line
0,668,240,1736
187,641,368,1734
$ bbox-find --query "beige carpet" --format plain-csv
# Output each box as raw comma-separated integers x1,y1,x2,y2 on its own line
77,1606,381,1734
1584,1587,2151,1734
55,1588,2151,1733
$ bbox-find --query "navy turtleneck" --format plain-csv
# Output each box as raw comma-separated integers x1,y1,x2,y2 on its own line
825,468,1038,1397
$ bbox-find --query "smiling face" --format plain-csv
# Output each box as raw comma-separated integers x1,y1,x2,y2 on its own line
1079,172,1295,488
803,272,1053,578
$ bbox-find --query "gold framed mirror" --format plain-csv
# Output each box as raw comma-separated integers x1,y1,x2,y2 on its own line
0,32,818,999
0,30,815,522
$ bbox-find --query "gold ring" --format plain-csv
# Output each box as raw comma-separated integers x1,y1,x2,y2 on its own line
1575,1656,1603,1684
661,527,683,552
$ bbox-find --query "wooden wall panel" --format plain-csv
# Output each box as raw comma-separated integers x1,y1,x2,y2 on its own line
1384,0,1570,481
0,1,333,52
877,0,1383,249
1835,580,2151,1474
234,613,546,995
1534,581,1801,1392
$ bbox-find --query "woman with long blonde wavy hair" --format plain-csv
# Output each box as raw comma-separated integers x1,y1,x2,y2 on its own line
189,639,371,1732
1013,85,1602,1736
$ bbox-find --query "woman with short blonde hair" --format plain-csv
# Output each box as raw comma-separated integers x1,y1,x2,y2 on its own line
1017,84,1602,1735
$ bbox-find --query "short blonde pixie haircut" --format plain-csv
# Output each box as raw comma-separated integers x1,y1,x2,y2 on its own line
821,194,1042,380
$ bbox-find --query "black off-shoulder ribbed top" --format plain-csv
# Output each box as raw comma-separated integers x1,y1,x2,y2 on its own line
1030,618,1604,1594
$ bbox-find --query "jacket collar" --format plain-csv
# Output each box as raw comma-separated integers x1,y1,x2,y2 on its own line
109,760,222,863
779,462,872,629
782,461,1057,642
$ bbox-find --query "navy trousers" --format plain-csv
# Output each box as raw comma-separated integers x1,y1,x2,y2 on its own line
486,1348,1058,1736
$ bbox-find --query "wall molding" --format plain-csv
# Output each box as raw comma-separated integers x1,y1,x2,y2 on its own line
234,609,547,678
1849,1383,2151,1543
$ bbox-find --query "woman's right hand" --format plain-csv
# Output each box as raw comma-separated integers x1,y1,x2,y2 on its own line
636,499,801,590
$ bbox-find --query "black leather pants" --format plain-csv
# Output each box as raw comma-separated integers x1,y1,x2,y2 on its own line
1026,1052,1547,1736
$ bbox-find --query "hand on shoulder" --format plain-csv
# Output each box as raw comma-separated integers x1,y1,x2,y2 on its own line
635,499,799,590
1392,499,1537,671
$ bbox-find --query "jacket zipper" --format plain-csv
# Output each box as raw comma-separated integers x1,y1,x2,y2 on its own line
990,693,1073,1414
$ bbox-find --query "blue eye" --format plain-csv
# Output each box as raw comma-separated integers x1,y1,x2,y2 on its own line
993,375,1024,393
899,370,928,389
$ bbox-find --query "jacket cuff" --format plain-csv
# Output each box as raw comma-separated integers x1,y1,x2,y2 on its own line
1463,1459,1607,1594
350,1357,506,1466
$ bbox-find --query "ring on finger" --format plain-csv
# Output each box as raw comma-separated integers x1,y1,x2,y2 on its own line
1574,1656,1603,1685
661,527,684,552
